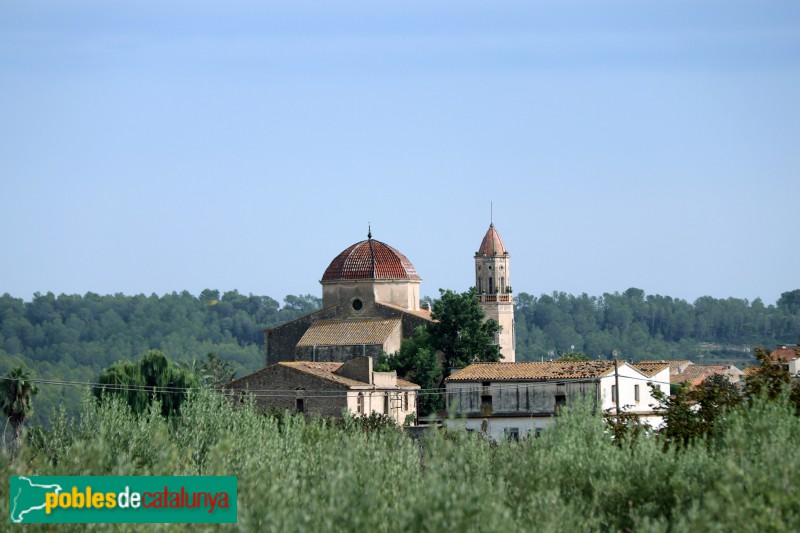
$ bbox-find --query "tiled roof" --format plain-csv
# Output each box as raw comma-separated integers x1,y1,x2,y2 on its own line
671,364,726,385
477,224,507,255
296,318,401,347
322,238,421,281
770,346,800,362
376,302,434,322
226,361,420,390
445,361,620,382
632,361,671,377
280,362,365,387
280,362,420,389
648,360,694,375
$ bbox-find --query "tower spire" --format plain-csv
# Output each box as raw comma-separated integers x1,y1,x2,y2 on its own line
368,223,372,240
490,201,493,227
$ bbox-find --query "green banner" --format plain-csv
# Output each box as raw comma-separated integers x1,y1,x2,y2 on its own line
9,476,237,524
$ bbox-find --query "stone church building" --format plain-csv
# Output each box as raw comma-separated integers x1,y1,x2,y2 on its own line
262,223,517,365
263,230,435,366
225,224,517,421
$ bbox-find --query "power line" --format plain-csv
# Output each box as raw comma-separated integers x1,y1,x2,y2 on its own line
0,372,676,401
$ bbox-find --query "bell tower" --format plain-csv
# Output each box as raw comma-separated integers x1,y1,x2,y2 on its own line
475,223,516,362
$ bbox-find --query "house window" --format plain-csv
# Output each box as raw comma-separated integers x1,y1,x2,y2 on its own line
357,392,364,414
295,398,305,413
403,391,409,411
634,384,640,402
384,392,390,413
481,394,492,408
534,428,543,438
611,385,617,404
555,394,566,408
505,427,520,441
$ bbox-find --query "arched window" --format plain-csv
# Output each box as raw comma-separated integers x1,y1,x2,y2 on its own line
357,392,364,414
501,277,505,293
478,277,482,293
384,392,390,414
488,277,494,294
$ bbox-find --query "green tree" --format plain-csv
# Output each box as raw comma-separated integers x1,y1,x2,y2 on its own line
1,365,39,448
555,351,590,362
198,352,236,388
777,289,800,315
94,350,200,417
428,288,501,371
380,327,443,416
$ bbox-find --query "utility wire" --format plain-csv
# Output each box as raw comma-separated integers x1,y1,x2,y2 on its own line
0,372,676,400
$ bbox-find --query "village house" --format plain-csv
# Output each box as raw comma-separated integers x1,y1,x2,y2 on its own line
769,345,800,377
224,356,419,425
669,363,744,387
444,360,667,440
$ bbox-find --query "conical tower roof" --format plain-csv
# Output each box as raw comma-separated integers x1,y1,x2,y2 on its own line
477,223,507,255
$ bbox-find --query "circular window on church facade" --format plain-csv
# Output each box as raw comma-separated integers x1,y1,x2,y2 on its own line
351,298,363,311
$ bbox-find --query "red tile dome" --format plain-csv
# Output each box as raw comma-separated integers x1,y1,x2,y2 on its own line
322,238,421,282
478,224,507,255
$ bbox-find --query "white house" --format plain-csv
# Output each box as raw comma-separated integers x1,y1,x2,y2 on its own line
444,361,668,440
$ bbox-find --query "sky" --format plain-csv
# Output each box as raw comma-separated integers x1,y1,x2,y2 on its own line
1,1,798,306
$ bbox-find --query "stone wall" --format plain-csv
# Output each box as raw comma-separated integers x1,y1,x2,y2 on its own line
264,306,339,366
265,302,432,367
225,364,349,418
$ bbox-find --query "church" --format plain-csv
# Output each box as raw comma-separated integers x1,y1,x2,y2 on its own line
224,223,517,422
262,223,516,364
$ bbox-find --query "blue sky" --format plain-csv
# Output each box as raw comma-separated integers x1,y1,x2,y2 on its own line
1,1,798,305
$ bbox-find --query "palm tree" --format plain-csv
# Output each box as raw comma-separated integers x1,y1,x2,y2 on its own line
1,366,39,448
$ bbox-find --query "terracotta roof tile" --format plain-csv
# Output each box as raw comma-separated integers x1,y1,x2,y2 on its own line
632,361,671,377
770,346,800,362
227,361,420,390
296,318,401,347
280,362,419,389
671,364,726,385
322,239,420,281
477,224,507,256
376,302,434,321
445,361,620,382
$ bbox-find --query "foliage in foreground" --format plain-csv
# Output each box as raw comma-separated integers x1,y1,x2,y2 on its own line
2,389,799,532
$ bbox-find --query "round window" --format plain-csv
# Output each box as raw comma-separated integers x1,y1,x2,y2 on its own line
352,298,363,311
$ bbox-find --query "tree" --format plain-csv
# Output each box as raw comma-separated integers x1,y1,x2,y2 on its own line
380,327,443,416
94,350,200,417
428,288,501,372
198,352,236,388
777,289,800,315
1,366,39,448
743,346,790,402
555,352,590,362
651,374,742,450
380,288,500,416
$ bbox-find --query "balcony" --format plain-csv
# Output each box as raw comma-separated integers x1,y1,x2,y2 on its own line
479,294,513,303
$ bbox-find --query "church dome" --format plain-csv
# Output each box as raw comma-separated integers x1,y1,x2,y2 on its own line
478,224,507,255
322,238,421,282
